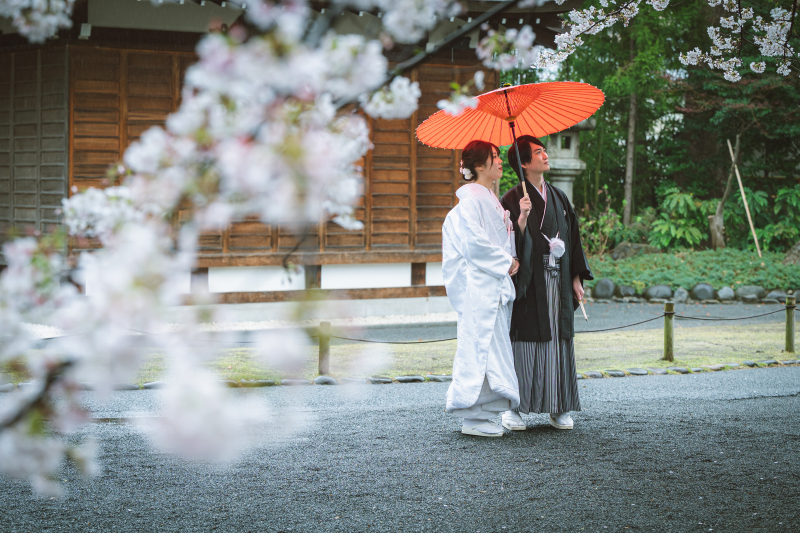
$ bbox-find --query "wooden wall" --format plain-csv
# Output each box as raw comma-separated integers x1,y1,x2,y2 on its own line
70,46,195,189
66,45,496,266
0,47,69,249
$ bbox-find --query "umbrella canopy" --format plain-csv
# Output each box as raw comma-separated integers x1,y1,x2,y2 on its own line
415,82,605,149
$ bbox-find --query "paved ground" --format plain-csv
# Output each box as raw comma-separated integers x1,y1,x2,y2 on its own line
328,302,788,344
1,366,798,532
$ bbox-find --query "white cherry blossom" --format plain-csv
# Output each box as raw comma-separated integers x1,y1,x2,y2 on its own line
0,0,75,43
361,76,421,119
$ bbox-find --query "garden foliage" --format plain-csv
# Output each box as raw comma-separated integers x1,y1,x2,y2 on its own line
587,249,800,293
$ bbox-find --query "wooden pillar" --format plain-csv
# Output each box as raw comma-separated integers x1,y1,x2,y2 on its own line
190,267,209,294
119,51,128,163
305,265,321,290
409,68,418,250
411,262,426,286
364,117,373,251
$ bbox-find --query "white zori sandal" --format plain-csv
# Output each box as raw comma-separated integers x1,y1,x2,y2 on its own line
548,413,574,430
461,419,504,437
501,410,526,431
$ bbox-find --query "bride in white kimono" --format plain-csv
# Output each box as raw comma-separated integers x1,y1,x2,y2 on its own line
442,140,520,437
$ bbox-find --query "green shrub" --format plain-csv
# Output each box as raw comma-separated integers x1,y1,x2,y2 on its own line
579,187,621,256
612,207,657,245
649,186,715,249
586,249,800,292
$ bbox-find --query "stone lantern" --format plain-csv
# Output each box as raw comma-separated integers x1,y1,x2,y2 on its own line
546,118,596,205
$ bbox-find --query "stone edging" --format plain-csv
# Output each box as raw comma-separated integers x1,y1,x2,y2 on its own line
575,358,799,379
5,362,798,393
588,279,793,305
2,374,455,392
584,297,785,305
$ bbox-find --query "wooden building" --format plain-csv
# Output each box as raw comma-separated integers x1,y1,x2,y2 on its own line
0,0,574,302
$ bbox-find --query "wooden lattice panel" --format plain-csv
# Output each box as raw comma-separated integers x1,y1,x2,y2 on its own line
0,47,68,244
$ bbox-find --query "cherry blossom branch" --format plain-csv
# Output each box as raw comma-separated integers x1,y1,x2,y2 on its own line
784,0,797,61
0,360,74,432
281,228,311,269
335,0,520,110
739,0,745,56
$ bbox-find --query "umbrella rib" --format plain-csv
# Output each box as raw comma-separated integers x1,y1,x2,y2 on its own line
537,96,597,117
533,108,561,135
423,118,456,148
423,112,470,148
521,107,548,137
420,113,460,146
432,108,487,149
473,112,497,145
451,109,488,149
516,113,539,139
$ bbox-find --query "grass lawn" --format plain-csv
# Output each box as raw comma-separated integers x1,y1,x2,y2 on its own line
573,321,790,373
3,322,794,386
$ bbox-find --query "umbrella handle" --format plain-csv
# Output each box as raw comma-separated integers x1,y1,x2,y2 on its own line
508,120,528,198
503,89,528,198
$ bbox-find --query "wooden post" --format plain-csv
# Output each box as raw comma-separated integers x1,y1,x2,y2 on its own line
318,321,331,375
663,301,674,362
787,295,796,354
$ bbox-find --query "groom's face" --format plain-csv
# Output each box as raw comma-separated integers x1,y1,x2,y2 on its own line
524,142,550,175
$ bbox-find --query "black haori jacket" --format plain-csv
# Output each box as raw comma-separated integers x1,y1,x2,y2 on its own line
501,180,593,342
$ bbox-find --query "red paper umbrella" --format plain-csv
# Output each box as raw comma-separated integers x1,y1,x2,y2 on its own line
416,82,604,195
415,82,605,150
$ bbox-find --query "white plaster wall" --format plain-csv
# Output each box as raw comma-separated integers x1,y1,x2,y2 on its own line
89,0,242,32
209,266,305,294
320,263,411,290
425,262,443,286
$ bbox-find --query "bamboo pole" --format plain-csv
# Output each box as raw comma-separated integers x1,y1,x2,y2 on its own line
318,321,331,375
663,301,674,362
727,139,762,258
787,295,796,354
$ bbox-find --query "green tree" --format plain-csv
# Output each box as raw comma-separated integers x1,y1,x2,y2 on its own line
566,0,705,218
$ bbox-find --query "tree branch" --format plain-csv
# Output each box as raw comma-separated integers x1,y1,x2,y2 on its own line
334,0,521,109
281,227,311,269
784,0,797,62
716,134,740,219
737,0,744,57
0,360,74,432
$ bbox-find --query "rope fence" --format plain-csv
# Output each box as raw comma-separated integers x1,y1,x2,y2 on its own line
23,297,796,373
316,296,796,372
673,308,786,321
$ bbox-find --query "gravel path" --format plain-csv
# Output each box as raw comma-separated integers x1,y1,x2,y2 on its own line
1,366,798,532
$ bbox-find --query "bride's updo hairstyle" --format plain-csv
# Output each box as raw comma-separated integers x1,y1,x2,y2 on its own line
459,140,498,182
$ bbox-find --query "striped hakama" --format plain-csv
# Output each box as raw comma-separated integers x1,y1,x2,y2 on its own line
513,254,581,415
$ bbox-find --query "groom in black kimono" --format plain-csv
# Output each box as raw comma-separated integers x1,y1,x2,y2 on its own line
499,135,593,431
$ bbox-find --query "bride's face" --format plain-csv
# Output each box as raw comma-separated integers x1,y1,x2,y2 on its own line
476,148,503,182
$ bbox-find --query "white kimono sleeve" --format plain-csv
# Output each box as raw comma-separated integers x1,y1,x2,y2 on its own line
459,197,514,279
442,211,467,316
